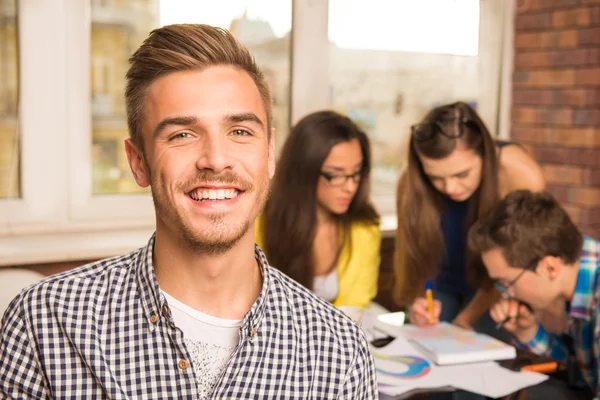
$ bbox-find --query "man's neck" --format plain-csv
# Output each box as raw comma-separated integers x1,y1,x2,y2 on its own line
153,228,262,320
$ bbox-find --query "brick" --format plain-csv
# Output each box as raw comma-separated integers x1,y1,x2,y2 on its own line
573,109,600,125
579,27,600,45
515,30,578,49
530,146,570,164
512,89,600,107
515,52,550,68
563,204,582,224
517,0,580,13
546,48,600,67
592,6,600,23
567,148,600,167
546,183,569,203
558,128,600,147
516,107,574,125
513,70,530,84
587,89,600,105
553,89,587,106
583,0,600,5
513,89,554,105
580,207,600,225
552,8,591,28
582,168,600,185
517,13,552,30
543,164,583,185
541,30,578,48
567,187,600,207
575,68,600,86
515,69,575,87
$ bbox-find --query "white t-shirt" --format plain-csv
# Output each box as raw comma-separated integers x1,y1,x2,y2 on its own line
313,266,339,302
162,291,242,399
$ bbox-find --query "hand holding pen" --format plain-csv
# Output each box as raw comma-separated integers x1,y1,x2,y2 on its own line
490,297,538,343
408,280,442,327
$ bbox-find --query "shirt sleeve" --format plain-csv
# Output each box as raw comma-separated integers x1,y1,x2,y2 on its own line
515,324,570,362
334,224,381,309
338,330,378,399
0,294,48,399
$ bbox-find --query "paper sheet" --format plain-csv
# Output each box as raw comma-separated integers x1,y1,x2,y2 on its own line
374,337,548,398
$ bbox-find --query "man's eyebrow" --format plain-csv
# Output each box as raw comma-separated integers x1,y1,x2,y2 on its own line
224,113,264,129
153,116,197,138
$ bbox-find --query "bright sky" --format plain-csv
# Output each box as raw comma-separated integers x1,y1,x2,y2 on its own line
159,0,479,56
159,0,292,37
329,0,480,55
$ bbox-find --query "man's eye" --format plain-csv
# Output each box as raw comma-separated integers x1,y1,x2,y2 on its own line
231,129,251,136
169,132,192,141
456,172,469,179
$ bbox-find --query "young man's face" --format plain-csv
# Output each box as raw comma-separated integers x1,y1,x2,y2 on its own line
481,247,562,310
126,66,274,253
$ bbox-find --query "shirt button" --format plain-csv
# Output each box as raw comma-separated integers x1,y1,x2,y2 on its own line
163,305,169,315
149,314,158,324
178,359,189,370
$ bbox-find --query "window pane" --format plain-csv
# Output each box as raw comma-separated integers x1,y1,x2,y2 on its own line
91,0,292,195
329,0,482,201
0,0,19,199
91,0,159,195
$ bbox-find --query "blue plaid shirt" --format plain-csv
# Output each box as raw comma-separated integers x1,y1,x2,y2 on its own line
518,236,600,394
0,236,377,399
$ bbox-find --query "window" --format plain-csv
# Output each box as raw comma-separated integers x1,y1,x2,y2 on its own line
327,0,508,214
1,0,512,264
90,0,292,195
0,0,18,199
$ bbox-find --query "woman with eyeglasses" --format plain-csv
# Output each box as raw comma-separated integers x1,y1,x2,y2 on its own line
395,101,545,334
256,110,381,312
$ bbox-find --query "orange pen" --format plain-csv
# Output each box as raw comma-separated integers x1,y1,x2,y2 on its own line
521,362,558,373
425,280,434,323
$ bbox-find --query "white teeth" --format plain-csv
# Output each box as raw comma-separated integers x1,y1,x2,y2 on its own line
190,188,239,201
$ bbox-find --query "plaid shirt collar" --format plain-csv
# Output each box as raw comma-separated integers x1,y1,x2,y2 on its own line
568,236,600,322
136,234,269,337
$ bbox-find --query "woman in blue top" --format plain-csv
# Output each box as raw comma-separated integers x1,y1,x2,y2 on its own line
394,101,545,333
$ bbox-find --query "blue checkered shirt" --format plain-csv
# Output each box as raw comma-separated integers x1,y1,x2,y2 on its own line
517,236,600,394
0,236,377,399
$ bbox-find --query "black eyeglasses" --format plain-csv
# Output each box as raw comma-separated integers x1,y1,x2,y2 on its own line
320,171,362,187
411,116,476,142
494,258,540,299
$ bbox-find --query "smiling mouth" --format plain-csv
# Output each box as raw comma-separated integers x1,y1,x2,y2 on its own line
188,188,241,202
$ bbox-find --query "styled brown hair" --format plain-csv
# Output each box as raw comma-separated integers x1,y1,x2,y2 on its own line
394,102,499,306
261,110,379,289
468,190,583,268
125,24,272,150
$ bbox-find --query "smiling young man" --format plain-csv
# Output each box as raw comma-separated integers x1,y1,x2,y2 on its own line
468,190,599,397
0,24,376,399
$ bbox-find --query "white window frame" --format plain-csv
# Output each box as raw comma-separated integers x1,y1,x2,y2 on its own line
0,0,515,265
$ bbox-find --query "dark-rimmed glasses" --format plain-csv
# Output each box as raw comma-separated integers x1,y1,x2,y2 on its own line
320,171,362,187
494,258,540,299
411,116,476,142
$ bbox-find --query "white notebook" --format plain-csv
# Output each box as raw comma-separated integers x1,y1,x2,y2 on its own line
399,322,516,365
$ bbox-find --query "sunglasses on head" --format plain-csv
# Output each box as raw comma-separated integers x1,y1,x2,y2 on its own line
411,116,477,142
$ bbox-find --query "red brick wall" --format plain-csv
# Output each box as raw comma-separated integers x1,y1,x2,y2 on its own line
512,0,600,239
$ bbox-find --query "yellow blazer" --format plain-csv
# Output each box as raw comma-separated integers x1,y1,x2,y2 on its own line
255,217,381,309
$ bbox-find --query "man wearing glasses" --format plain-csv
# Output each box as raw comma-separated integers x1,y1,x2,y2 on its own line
469,190,598,398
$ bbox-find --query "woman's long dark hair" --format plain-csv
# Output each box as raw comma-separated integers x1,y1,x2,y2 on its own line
262,110,379,289
394,102,499,306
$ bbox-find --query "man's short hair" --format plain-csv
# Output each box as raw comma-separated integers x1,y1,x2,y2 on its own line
468,190,583,268
125,24,273,150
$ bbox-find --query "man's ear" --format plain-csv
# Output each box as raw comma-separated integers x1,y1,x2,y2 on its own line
124,138,150,187
539,255,562,281
268,127,276,180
